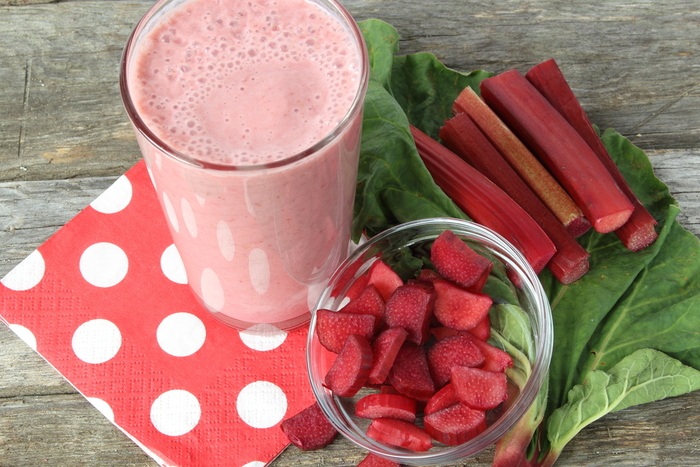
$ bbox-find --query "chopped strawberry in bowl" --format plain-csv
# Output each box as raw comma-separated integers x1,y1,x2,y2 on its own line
302,218,553,465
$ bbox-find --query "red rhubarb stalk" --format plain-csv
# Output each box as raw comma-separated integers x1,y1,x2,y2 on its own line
410,125,556,275
453,86,591,238
479,69,635,234
525,58,658,251
440,113,590,284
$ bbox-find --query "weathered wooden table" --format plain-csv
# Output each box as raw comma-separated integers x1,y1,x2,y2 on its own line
1,0,699,466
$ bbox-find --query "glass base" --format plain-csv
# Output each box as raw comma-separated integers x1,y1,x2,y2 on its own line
206,308,311,332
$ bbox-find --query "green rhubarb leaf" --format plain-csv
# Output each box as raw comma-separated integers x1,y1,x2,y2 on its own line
359,19,400,90
353,78,465,240
546,349,700,461
391,53,492,139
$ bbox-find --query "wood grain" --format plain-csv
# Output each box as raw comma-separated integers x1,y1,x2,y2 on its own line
1,0,699,466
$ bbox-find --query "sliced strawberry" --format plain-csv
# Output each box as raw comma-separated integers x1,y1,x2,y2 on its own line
424,382,460,415
280,402,338,451
324,334,373,397
427,333,485,388
357,452,402,467
315,309,376,353
423,402,487,446
415,268,442,284
387,341,435,400
432,279,492,331
356,393,418,422
430,230,493,290
451,366,508,410
332,258,368,301
344,272,370,302
367,327,408,385
341,283,386,332
470,335,514,372
384,283,435,344
366,259,404,301
380,384,401,395
468,314,491,341
366,417,433,452
430,326,459,341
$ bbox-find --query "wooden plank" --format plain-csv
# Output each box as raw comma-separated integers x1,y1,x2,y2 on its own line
0,1,699,182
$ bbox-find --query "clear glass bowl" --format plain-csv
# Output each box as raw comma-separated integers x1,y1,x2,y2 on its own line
306,218,553,465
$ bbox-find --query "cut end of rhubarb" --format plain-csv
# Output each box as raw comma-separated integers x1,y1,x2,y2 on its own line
565,215,592,238
592,206,635,234
621,220,659,252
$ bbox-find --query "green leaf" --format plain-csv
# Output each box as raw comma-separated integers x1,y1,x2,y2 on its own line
359,19,400,89
352,78,465,240
547,349,700,454
391,53,493,139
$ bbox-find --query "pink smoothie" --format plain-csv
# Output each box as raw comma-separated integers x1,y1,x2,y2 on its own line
124,0,367,329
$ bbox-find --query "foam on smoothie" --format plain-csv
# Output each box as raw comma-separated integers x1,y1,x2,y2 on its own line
130,0,362,165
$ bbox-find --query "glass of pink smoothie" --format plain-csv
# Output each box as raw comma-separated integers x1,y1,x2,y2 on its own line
119,0,369,330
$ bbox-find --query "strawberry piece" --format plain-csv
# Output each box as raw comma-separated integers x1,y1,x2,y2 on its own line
356,393,418,422
432,279,492,331
430,230,493,290
416,268,441,284
387,342,435,400
430,326,459,341
357,452,402,467
451,366,509,410
470,336,514,372
344,272,370,302
384,283,436,344
424,382,460,415
324,334,373,397
423,402,487,446
366,259,404,301
281,402,338,451
340,283,385,332
380,384,401,395
315,309,376,353
367,327,408,385
366,417,433,452
468,315,491,341
427,333,486,388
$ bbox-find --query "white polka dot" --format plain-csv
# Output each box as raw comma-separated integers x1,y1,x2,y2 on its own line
151,389,201,436
161,244,187,284
155,152,163,170
217,221,235,262
249,249,270,295
157,313,206,357
72,319,122,364
242,462,265,467
244,179,256,217
9,324,37,350
90,175,133,214
195,193,206,206
1,250,45,291
181,198,198,238
239,324,287,351
79,243,129,288
87,397,115,423
163,192,179,233
236,381,287,429
201,268,224,311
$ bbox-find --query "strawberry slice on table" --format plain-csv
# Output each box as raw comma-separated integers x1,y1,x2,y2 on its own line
340,283,386,332
357,452,401,467
432,279,492,331
280,402,338,451
356,393,418,422
430,229,493,290
366,417,433,452
387,341,436,400
367,327,408,385
324,334,373,397
423,402,487,446
424,382,460,415
315,309,376,353
366,258,404,301
384,283,436,345
427,332,486,388
451,366,508,410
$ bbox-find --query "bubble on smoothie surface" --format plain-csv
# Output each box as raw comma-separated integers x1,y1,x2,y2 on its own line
130,0,362,165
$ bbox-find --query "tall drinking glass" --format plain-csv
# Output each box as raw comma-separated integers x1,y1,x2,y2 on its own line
120,0,369,330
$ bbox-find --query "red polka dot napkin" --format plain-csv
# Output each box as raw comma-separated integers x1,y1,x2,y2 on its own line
0,160,315,467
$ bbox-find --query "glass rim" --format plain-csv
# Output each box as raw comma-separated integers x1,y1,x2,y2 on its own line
306,218,554,464
118,0,370,172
